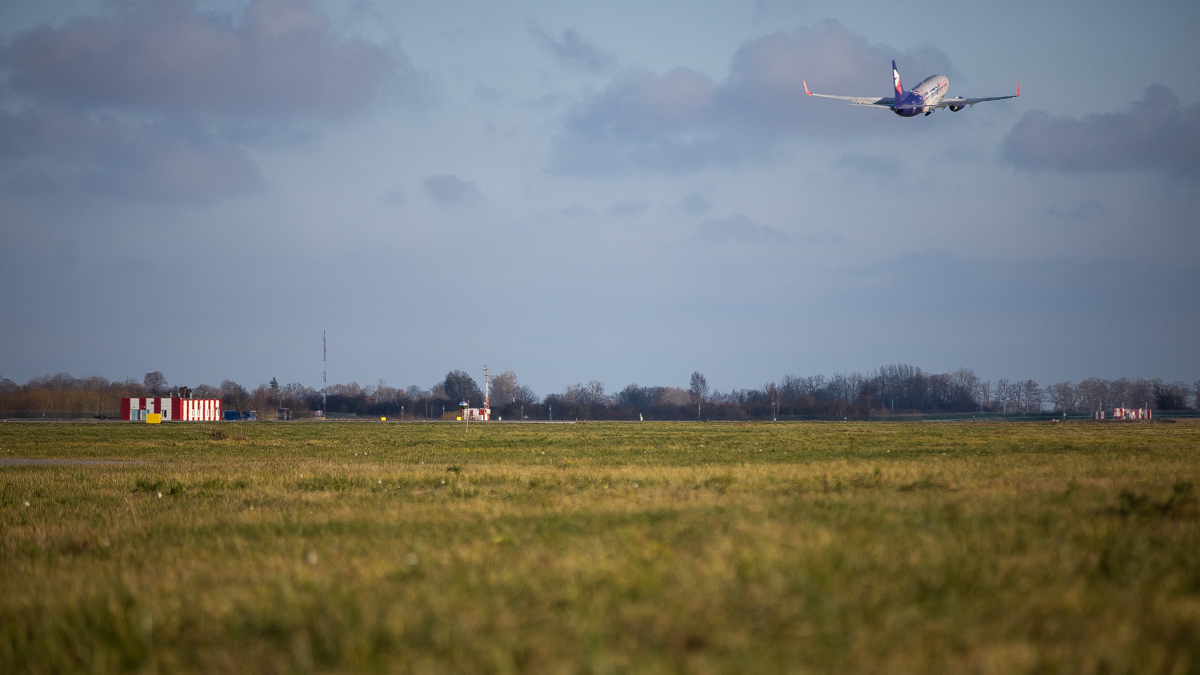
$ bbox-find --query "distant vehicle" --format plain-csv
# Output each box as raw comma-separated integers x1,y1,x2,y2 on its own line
803,60,1018,117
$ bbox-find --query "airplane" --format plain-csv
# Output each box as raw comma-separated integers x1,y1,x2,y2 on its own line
803,60,1018,117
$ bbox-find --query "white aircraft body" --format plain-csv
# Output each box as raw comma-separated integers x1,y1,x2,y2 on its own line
803,60,1019,117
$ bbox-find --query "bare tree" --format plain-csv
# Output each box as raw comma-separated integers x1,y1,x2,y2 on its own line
1129,378,1154,410
977,380,991,412
219,380,250,410
143,371,168,396
1047,382,1075,412
1076,378,1109,411
1022,380,1043,413
689,371,708,419
994,378,1014,413
1109,377,1132,408
490,371,520,405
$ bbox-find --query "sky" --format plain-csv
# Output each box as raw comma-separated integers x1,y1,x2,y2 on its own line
1,0,1198,397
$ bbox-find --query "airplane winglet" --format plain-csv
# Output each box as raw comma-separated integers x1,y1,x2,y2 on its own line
803,80,812,96
1016,82,1020,97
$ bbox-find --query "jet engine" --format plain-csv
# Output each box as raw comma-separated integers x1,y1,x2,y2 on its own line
949,105,964,112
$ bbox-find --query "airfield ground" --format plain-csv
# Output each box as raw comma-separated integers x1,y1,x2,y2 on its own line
1,420,1198,674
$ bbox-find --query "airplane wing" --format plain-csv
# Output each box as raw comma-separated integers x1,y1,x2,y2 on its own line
803,80,894,107
928,84,1020,109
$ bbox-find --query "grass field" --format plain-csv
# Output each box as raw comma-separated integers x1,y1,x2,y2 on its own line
2,420,1198,674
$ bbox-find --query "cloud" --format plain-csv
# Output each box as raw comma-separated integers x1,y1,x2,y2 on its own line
1045,200,1105,220
0,0,424,202
2,0,422,119
1001,85,1200,176
678,191,712,215
528,21,616,72
423,174,482,206
381,185,407,206
547,20,955,175
832,152,919,188
0,109,262,202
606,198,648,217
695,214,786,244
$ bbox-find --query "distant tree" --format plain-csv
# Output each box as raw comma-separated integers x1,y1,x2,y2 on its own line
1047,382,1075,412
443,370,482,406
220,380,250,410
1152,379,1191,410
977,380,992,412
1129,378,1154,409
659,387,691,407
195,384,220,399
1021,380,1043,412
1076,378,1108,411
950,368,980,410
618,384,663,409
1109,378,1132,408
143,371,167,396
558,382,608,418
270,377,279,391
689,372,708,419
994,378,1011,413
515,386,539,406
778,374,804,407
490,371,520,405
1194,379,1200,410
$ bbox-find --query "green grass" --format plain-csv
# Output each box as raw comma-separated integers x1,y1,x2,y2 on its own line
1,420,1198,674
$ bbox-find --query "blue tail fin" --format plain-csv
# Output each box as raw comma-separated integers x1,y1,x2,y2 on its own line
892,60,904,100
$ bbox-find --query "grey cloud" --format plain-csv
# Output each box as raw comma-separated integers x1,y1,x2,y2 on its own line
547,20,955,175
560,203,590,217
528,21,616,72
696,214,786,244
1001,85,1200,176
678,190,712,215
0,110,262,202
803,231,846,246
382,185,407,206
423,174,482,206
3,0,423,119
606,198,648,217
832,152,918,188
1045,200,1105,220
0,0,423,203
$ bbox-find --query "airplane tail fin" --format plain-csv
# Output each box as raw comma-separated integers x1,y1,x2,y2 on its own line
892,60,904,99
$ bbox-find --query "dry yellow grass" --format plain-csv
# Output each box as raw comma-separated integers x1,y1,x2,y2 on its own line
1,420,1198,673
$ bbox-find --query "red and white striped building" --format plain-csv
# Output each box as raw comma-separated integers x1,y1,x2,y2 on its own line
463,407,491,421
122,397,222,421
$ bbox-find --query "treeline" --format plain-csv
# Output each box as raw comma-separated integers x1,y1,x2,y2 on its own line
3,366,1197,420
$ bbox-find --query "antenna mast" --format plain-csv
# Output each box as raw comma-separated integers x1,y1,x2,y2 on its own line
322,330,327,415
483,365,490,410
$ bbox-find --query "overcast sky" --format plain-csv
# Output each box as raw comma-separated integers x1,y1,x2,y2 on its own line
1,0,1197,396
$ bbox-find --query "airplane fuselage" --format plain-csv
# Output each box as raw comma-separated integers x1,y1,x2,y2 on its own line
893,74,948,117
